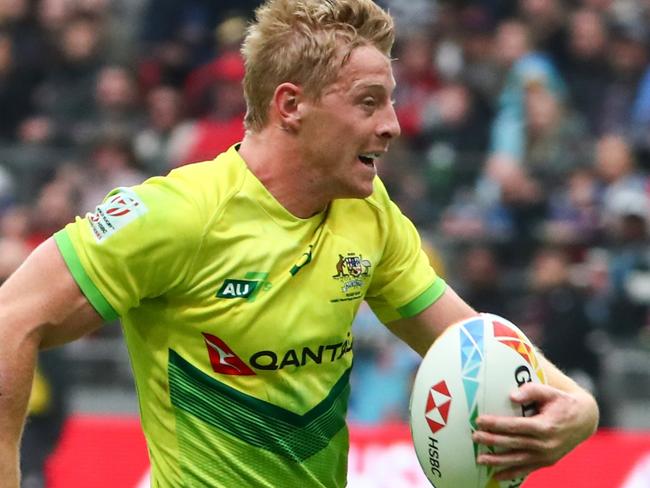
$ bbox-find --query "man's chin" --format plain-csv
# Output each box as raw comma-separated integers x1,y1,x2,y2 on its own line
336,180,375,200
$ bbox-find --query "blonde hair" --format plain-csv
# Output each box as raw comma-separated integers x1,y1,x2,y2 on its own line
241,0,395,132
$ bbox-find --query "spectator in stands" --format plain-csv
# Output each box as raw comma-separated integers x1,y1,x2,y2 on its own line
490,18,566,161
376,0,437,33
524,82,592,188
378,152,440,228
439,185,491,241
19,11,106,146
183,15,248,118
392,32,441,142
595,134,648,224
133,85,195,175
480,154,547,265
35,0,69,33
179,51,246,165
0,205,30,246
0,29,42,142
26,176,81,248
0,0,49,79
77,133,146,213
602,190,650,339
597,20,648,136
542,167,603,248
455,244,510,318
416,81,491,205
520,246,601,394
563,8,610,135
137,0,259,90
518,0,569,68
458,5,501,106
84,65,143,144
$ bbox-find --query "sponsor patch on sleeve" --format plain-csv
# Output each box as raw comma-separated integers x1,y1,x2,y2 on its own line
86,188,148,242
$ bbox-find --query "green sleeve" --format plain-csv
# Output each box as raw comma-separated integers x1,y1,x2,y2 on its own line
365,179,446,323
55,177,205,317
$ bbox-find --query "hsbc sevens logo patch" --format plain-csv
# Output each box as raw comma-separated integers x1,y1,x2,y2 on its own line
87,188,147,243
203,333,255,376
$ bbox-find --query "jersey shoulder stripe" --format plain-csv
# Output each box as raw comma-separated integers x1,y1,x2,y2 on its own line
54,229,119,321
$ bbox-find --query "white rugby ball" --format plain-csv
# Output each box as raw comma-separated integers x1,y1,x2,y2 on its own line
409,313,546,488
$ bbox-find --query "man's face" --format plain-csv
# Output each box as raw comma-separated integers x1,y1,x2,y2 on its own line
297,45,401,200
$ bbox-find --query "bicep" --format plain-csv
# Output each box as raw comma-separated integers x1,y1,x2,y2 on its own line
386,286,477,357
0,237,103,350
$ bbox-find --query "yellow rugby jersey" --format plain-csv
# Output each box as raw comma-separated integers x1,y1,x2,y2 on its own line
54,145,446,487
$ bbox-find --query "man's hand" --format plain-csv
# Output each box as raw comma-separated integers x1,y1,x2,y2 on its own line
472,382,599,481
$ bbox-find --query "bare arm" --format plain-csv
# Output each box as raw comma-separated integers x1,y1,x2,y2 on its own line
0,237,103,487
386,285,599,479
385,285,477,356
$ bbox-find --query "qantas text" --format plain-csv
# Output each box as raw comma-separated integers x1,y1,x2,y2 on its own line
249,334,353,370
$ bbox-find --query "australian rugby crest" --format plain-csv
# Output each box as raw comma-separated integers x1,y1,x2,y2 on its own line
331,253,372,302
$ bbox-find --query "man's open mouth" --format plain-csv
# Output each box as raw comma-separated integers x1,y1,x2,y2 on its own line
358,152,381,166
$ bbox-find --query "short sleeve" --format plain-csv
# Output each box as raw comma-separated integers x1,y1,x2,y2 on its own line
365,182,446,323
54,175,205,320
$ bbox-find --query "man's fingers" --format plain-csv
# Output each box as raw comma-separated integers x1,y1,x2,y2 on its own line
472,430,546,451
477,451,545,481
477,449,532,467
476,414,547,437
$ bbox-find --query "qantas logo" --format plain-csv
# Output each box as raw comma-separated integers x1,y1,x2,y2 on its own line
202,332,353,376
203,333,256,376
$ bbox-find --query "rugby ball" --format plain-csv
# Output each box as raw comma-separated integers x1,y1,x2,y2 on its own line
409,313,546,488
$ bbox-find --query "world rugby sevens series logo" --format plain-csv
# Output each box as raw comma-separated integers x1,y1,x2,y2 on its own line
104,194,141,217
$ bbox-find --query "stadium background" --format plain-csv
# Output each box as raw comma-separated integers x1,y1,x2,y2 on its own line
2,0,649,486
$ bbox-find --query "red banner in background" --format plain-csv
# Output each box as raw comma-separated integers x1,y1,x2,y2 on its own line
46,415,650,488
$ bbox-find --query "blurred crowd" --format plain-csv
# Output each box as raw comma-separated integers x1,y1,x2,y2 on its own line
1,0,649,449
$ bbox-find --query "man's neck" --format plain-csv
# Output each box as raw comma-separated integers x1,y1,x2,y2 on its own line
238,130,331,219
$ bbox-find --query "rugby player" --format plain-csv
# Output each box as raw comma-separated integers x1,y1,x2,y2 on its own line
0,1,598,486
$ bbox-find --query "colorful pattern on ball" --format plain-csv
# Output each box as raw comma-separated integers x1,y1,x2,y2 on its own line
459,318,486,460
492,321,546,383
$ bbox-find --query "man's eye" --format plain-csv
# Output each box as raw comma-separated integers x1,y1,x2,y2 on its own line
362,98,377,109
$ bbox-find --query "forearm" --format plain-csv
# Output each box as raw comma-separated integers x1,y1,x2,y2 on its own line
539,354,599,437
0,238,104,486
0,326,40,488
387,286,477,357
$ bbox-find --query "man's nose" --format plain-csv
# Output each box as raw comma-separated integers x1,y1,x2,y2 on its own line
378,104,401,140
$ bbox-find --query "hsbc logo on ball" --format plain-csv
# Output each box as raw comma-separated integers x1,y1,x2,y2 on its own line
425,380,452,434
424,380,451,480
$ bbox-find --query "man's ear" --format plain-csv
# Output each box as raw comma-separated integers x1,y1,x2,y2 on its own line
273,82,303,132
